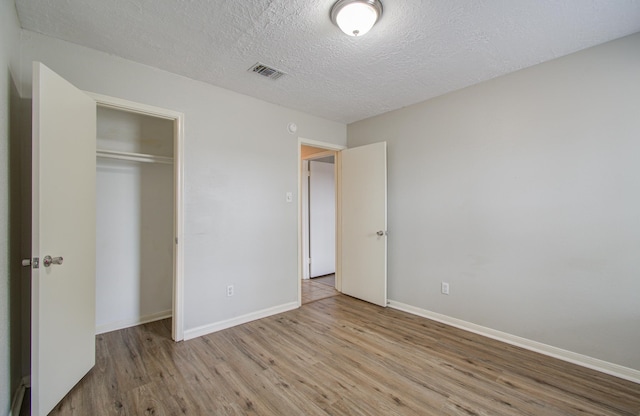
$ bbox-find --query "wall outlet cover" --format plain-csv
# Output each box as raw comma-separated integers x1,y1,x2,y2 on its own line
441,282,450,295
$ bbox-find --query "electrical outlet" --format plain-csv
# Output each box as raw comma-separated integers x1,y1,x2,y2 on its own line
227,285,234,297
441,282,450,295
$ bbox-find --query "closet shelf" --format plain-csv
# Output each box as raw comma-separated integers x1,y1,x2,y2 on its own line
96,149,173,164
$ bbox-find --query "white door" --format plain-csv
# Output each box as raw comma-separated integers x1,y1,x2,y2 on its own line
340,142,387,307
31,62,97,416
309,160,336,277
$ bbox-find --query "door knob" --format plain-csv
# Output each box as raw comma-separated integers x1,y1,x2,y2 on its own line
43,255,63,267
376,230,387,236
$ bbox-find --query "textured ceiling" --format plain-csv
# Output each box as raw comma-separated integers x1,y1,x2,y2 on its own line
14,0,640,124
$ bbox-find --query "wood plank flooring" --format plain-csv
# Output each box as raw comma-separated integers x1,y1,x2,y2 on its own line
312,274,336,287
50,295,640,415
302,277,339,304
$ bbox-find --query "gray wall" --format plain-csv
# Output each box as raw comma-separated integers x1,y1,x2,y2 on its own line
348,33,640,371
17,31,346,335
1,0,22,412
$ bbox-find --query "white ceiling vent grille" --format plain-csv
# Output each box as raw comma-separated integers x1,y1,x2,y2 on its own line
249,62,286,80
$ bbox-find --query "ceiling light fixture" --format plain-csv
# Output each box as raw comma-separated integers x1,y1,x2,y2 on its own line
330,0,383,37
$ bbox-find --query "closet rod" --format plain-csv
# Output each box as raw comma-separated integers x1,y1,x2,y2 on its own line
96,149,173,165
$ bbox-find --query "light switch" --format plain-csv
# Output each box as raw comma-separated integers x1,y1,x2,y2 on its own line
286,192,293,203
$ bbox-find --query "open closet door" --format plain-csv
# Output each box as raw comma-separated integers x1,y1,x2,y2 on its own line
340,142,387,307
31,62,97,416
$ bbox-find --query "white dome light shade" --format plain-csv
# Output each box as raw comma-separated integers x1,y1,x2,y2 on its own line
336,3,377,36
330,0,383,37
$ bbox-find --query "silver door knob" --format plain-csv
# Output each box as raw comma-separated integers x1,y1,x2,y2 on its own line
376,230,386,236
43,255,63,267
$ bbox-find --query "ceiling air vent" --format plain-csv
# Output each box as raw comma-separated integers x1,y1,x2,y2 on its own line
248,62,286,80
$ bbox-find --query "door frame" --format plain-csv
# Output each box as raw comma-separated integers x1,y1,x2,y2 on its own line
298,138,345,306
86,92,185,341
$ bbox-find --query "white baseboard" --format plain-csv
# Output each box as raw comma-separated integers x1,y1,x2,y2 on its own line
184,301,299,341
388,300,640,384
96,309,172,335
9,376,30,416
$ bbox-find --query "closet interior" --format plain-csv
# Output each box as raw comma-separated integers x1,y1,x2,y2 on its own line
95,105,175,334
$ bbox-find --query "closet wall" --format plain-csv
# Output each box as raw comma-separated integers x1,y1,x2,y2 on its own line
95,106,174,333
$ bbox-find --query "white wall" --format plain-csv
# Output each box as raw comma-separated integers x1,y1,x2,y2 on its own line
96,160,174,331
1,0,22,412
17,30,346,335
348,33,640,372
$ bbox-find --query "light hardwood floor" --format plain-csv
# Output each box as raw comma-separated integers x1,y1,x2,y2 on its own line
312,274,336,287
49,295,640,415
302,277,339,304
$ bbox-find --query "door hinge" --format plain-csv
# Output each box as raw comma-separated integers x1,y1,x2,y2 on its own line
175,237,178,244
307,257,312,264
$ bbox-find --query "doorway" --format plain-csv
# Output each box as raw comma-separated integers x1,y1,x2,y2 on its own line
88,92,184,341
299,140,344,304
28,63,185,416
297,139,388,308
